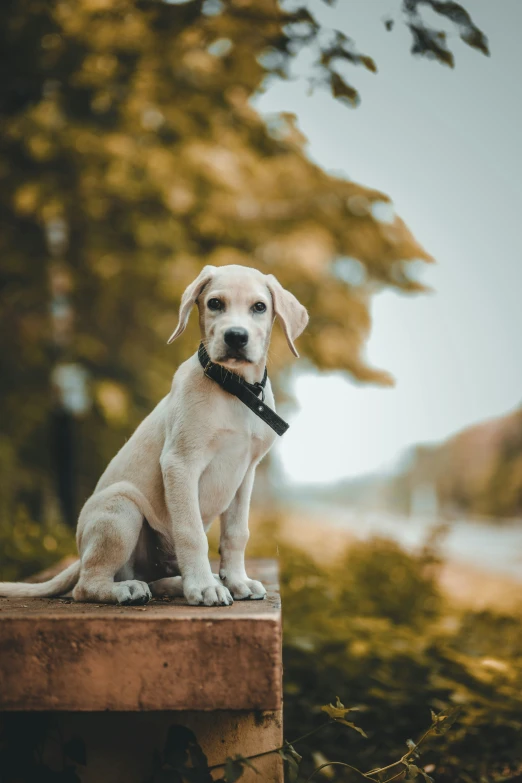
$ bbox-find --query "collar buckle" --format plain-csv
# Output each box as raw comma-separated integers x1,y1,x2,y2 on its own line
253,383,265,403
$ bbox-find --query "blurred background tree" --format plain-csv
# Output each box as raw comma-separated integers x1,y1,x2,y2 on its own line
0,0,487,576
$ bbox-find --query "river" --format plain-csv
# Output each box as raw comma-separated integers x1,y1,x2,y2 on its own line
292,501,522,582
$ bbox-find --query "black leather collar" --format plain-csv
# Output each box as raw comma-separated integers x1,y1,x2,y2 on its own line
197,343,289,436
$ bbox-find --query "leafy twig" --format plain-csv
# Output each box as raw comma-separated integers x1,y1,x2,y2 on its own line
208,701,460,783
208,720,336,772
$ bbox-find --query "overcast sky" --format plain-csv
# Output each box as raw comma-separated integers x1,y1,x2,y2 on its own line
256,0,522,483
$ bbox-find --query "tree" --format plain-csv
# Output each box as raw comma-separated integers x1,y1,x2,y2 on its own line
0,0,488,574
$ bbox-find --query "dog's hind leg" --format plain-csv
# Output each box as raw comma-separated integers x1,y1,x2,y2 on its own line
149,576,184,598
149,573,222,599
73,492,152,605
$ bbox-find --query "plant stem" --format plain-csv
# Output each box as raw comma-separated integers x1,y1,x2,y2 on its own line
381,767,408,783
365,723,436,777
208,720,335,771
209,714,439,781
305,761,376,782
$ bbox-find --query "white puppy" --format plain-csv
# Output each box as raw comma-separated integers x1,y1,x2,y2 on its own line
0,265,308,606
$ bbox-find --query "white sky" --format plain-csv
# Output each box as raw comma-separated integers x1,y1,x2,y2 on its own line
255,0,522,483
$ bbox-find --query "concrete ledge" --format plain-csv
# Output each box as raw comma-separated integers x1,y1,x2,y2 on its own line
0,710,283,782
0,559,281,712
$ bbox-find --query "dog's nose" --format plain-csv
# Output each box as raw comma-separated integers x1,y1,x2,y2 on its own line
224,327,249,349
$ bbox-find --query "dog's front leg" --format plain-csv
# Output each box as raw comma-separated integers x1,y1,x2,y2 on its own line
160,452,233,606
219,466,267,601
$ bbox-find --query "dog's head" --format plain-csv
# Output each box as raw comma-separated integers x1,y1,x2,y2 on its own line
167,264,308,368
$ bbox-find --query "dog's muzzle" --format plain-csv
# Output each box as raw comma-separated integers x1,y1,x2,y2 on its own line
223,327,249,359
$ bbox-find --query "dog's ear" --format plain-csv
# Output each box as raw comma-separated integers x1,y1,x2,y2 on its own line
167,265,216,344
266,275,308,357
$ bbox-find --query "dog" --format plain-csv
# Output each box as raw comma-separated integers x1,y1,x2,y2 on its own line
0,265,308,606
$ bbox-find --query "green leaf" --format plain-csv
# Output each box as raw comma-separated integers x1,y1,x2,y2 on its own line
240,756,259,774
406,738,420,758
407,764,433,781
426,1,490,55
279,748,300,782
321,696,353,721
360,55,377,73
224,758,244,783
283,744,302,765
336,719,368,738
289,8,318,28
321,697,367,736
330,73,359,107
223,755,258,783
431,707,462,735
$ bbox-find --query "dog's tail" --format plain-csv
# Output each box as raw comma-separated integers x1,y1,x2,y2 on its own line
0,560,81,599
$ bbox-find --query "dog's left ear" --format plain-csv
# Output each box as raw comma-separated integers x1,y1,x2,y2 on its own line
266,275,309,357
167,265,216,344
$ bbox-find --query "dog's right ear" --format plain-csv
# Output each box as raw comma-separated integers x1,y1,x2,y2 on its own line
167,265,216,344
266,274,309,357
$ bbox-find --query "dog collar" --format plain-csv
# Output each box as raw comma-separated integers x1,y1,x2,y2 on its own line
197,343,289,436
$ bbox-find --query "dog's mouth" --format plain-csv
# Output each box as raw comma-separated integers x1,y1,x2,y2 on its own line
216,350,253,365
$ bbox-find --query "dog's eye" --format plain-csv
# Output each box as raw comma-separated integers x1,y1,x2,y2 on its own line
252,302,267,313
207,298,223,311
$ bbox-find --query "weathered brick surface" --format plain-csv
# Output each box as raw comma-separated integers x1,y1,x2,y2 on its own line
0,560,281,712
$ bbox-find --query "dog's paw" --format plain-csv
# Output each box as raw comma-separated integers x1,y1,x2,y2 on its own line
113,580,152,606
220,575,267,601
184,581,233,607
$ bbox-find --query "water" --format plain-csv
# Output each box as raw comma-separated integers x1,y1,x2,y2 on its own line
294,501,522,582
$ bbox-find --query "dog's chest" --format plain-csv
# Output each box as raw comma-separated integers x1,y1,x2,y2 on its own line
198,418,274,523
